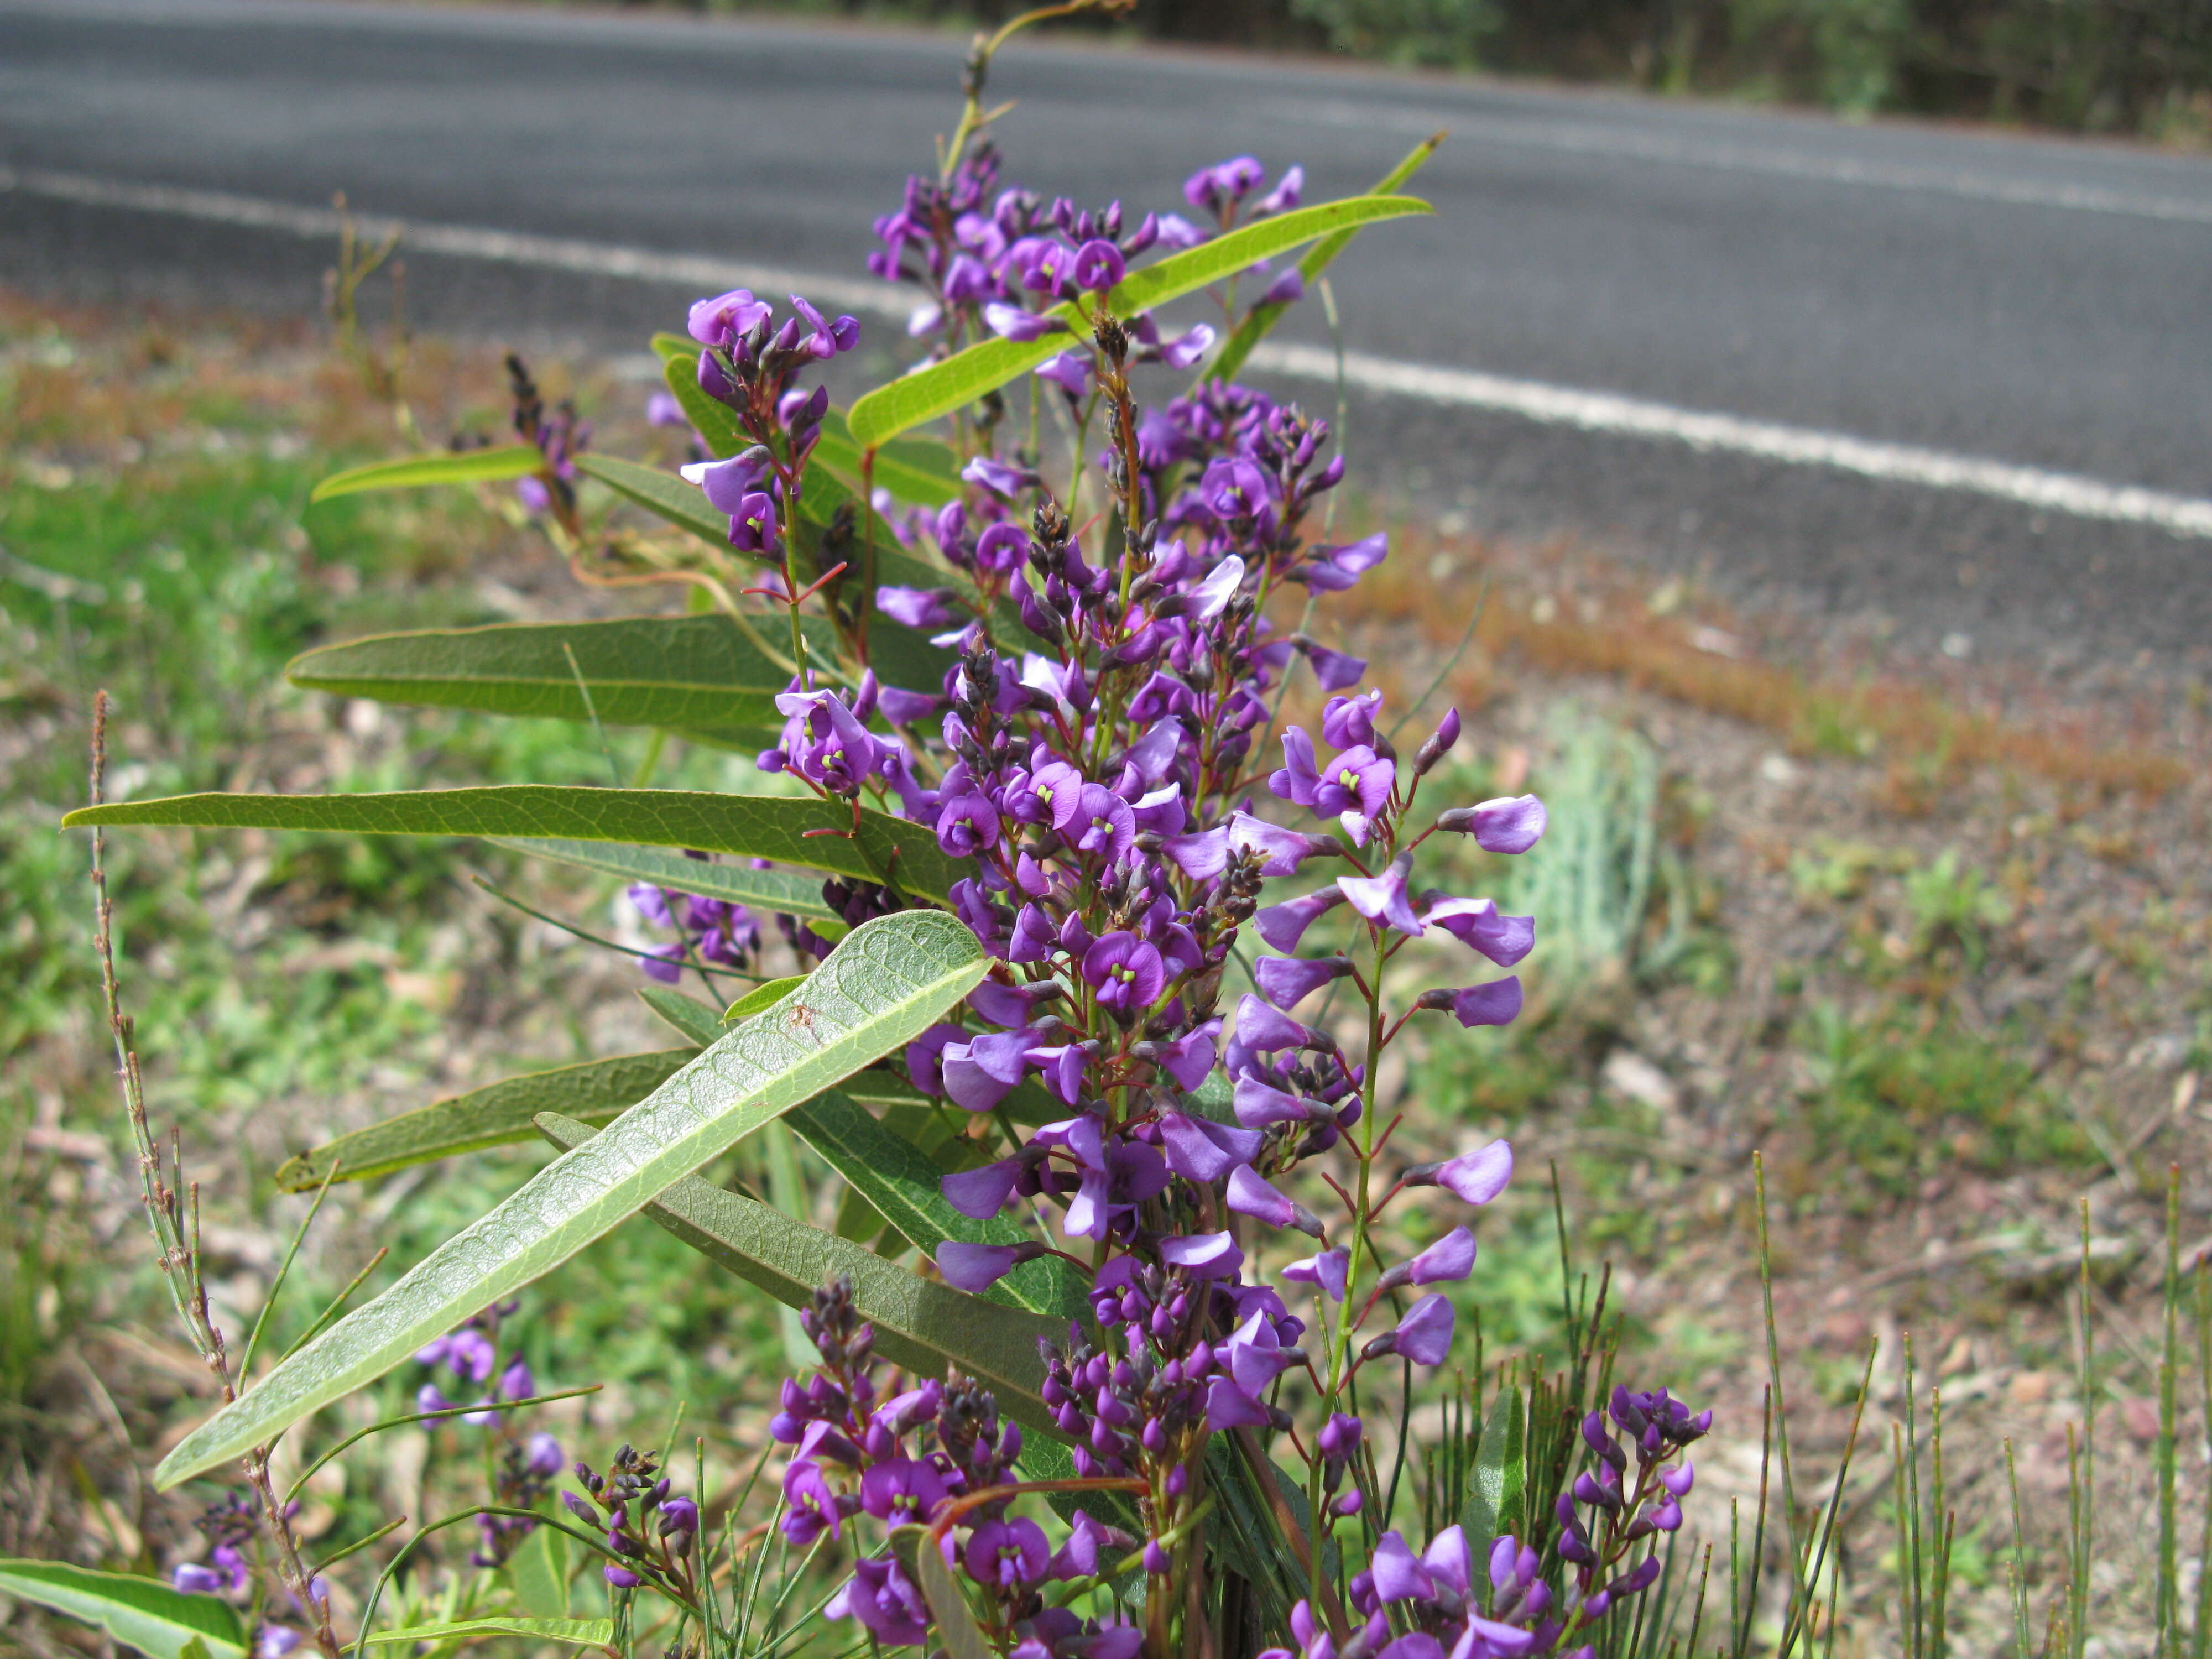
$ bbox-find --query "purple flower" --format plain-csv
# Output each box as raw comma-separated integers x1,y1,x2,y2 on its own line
936,1241,1041,1294
1405,1227,1475,1285
942,1158,1022,1219
172,1564,228,1595
1229,812,1338,877
1321,690,1383,749
828,1554,931,1647
790,293,861,357
1233,993,1316,1053
936,792,1000,857
1414,1139,1514,1207
781,1457,847,1545
1073,784,1136,863
1438,795,1548,854
1253,886,1347,952
1391,1294,1455,1365
1253,954,1351,1010
1446,977,1524,1028
681,450,772,514
1070,240,1126,293
1261,267,1306,306
1309,745,1394,820
1159,1231,1243,1279
984,302,1067,342
1227,1166,1322,1237
859,1458,949,1525
975,521,1030,573
1297,531,1390,592
1281,1246,1349,1301
1184,155,1266,214
877,585,958,630
1036,351,1092,395
1422,898,1535,967
1158,1023,1219,1090
1157,322,1216,369
258,1628,304,1659
1082,931,1165,1015
967,1516,1053,1589
1337,858,1425,936
1006,759,1087,833
524,1432,565,1476
1156,1110,1263,1182
688,288,772,346
1298,641,1369,693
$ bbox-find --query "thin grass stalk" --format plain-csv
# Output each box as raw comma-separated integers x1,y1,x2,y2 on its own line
1753,1158,1809,1637
1929,1389,1951,1659
1902,1333,1924,1656
2158,1165,2182,1656
2070,1199,2094,1659
2194,1261,2212,1659
2003,1439,2034,1659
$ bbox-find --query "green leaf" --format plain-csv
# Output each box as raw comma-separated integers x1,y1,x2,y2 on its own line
364,1618,612,1648
535,1112,1065,1441
489,838,838,922
636,985,724,1048
813,413,962,509
272,1050,697,1190
286,617,786,731
573,453,731,548
66,787,961,903
915,1527,995,1659
845,194,1431,447
0,1562,247,1659
505,1519,572,1620
1461,1385,1527,1574
152,911,987,1489
783,1089,1085,1321
307,447,544,504
725,975,811,1020
1210,133,1443,383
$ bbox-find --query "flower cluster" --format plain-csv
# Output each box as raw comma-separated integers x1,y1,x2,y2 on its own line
773,1276,1140,1656
564,1444,700,1594
171,1492,322,1658
411,1303,563,1566
628,873,761,984
507,352,589,521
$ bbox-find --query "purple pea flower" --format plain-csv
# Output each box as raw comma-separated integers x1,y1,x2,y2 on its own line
1422,898,1536,967
1444,977,1524,1028
941,1158,1022,1219
1036,351,1092,396
1402,1227,1476,1285
975,521,1030,573
1070,240,1126,293
1253,886,1347,952
1157,322,1217,369
967,1517,1053,1588
687,288,772,346
1227,1166,1323,1237
1159,1231,1243,1279
983,302,1067,342
1156,1110,1263,1182
1232,1073,1314,1128
1390,1294,1455,1365
1438,795,1548,853
1281,1245,1349,1301
876,585,958,630
1321,690,1384,749
1297,641,1369,693
1082,931,1166,1015
1409,1139,1515,1207
1253,954,1352,1010
1072,784,1136,863
1337,858,1425,936
828,1554,931,1647
936,792,1000,857
1260,267,1306,306
936,1240,1045,1293
1307,744,1394,821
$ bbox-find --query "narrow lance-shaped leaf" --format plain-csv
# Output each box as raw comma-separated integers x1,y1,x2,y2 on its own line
1461,1385,1527,1575
844,194,1431,448
812,412,962,508
534,1112,1064,1440
307,447,543,504
151,911,987,1488
1209,132,1444,384
660,351,749,457
637,986,726,1048
0,1562,247,1659
272,1050,698,1191
726,976,811,1021
574,452,733,548
288,617,789,731
916,1535,996,1659
489,839,839,922
66,787,961,904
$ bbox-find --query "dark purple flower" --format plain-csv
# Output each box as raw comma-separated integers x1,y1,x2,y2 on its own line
828,1554,931,1647
1261,267,1306,306
975,521,1030,573
859,1458,949,1525
1073,784,1136,863
936,1240,1043,1293
1082,931,1165,1016
942,1158,1021,1219
1007,759,1086,833
1253,954,1351,1010
1156,1110,1263,1181
1447,977,1523,1028
1157,1023,1218,1090
781,1457,846,1545
1422,898,1535,967
968,1516,1053,1588
1308,745,1393,821
1070,240,1126,293
936,792,1000,857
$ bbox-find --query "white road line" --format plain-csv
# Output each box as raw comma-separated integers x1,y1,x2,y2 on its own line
1302,102,2212,227
9,163,2211,540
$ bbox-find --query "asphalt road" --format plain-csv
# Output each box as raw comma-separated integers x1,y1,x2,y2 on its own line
6,0,2211,664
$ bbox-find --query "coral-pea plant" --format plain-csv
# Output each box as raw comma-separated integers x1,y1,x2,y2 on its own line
53,10,1723,1659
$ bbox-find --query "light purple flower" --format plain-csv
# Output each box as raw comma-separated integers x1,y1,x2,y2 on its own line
936,1240,1043,1294
1338,859,1425,936
687,288,772,346
1405,1227,1475,1285
1157,322,1217,369
1261,267,1306,306
1422,898,1535,967
1036,351,1092,396
1392,1294,1455,1365
984,302,1067,342
1073,784,1136,863
1281,1245,1349,1301
1189,553,1245,620
1321,690,1384,749
1422,1139,1514,1207
1308,745,1393,821
1448,977,1523,1028
1253,954,1351,1010
876,585,958,630
1299,641,1369,693
1229,812,1337,877
1233,993,1314,1053
1253,886,1347,952
1159,1231,1243,1279
1232,1073,1314,1128
1227,1166,1322,1237
1439,794,1547,854
942,1158,1021,1219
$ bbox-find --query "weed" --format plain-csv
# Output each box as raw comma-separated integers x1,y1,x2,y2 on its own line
1903,849,2015,969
